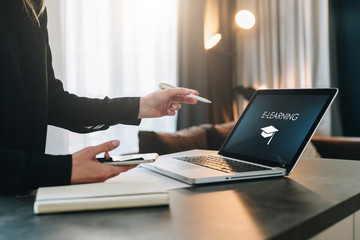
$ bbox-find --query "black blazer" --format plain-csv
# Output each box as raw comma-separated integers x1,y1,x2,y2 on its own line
0,1,140,194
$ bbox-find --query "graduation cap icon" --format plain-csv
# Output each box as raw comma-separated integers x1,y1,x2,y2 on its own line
261,125,279,145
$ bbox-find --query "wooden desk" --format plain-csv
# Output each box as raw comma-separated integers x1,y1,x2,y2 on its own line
1,150,360,240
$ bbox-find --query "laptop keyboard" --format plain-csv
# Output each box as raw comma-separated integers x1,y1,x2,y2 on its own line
174,155,270,174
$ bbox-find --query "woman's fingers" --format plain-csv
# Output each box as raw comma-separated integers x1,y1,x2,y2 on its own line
90,140,120,157
171,95,198,104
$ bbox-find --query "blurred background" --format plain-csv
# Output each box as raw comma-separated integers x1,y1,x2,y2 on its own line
45,0,360,155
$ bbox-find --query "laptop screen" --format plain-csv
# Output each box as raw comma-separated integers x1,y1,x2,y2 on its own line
219,88,338,173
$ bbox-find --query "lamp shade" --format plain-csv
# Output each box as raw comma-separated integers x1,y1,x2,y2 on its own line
205,33,222,50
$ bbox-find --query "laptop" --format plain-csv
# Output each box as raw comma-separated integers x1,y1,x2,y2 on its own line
143,88,338,184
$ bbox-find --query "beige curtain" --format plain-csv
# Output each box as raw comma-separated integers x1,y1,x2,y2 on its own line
234,0,331,135
46,0,179,155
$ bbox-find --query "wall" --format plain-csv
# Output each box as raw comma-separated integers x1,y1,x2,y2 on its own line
331,0,360,136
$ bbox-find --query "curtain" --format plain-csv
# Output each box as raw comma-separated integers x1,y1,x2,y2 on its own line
177,0,208,129
206,0,236,124
177,0,235,130
45,0,179,155
234,0,332,136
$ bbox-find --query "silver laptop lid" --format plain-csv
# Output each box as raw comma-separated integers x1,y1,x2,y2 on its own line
218,88,338,174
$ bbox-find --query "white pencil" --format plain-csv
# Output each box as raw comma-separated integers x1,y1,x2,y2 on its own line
159,83,212,104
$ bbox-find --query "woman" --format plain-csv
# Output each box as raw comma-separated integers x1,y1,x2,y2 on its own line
0,0,198,194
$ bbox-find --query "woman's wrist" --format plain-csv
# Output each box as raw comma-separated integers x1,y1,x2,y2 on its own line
138,97,149,119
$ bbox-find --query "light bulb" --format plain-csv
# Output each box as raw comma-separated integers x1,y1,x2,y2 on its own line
235,10,255,30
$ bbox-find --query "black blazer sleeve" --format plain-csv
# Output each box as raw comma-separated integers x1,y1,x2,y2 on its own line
0,146,72,195
41,11,141,133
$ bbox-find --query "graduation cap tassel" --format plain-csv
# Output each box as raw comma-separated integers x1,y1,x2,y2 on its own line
267,133,275,145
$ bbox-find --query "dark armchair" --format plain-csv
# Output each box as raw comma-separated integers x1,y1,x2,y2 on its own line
311,136,360,160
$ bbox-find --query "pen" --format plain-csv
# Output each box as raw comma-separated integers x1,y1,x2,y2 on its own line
159,83,212,103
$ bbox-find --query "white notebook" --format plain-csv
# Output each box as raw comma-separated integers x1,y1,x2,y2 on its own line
34,176,169,214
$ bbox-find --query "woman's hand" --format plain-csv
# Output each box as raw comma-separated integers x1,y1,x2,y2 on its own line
138,88,199,118
71,140,136,184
